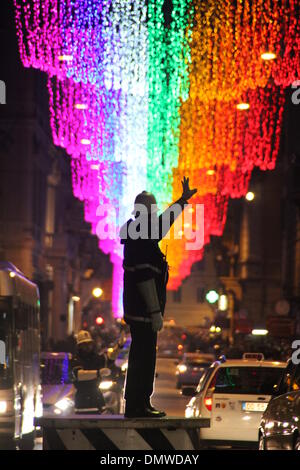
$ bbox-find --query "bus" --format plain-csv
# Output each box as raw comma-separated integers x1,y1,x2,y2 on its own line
0,262,42,449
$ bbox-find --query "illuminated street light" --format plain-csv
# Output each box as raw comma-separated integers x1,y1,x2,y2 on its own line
246,191,255,201
206,290,219,304
210,325,216,333
74,103,88,110
236,102,250,110
261,52,277,61
252,329,269,336
215,326,222,333
58,55,73,62
218,294,228,311
80,138,91,145
92,287,103,298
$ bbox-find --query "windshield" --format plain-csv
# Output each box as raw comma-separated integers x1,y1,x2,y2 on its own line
187,361,211,368
41,356,72,385
212,366,284,395
196,367,215,393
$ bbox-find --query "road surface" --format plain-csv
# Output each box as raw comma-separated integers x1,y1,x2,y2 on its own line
152,357,190,417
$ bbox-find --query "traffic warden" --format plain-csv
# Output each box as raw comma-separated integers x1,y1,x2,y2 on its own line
120,177,197,418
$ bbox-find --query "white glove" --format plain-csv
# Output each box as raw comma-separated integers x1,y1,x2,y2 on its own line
137,279,161,314
151,312,163,332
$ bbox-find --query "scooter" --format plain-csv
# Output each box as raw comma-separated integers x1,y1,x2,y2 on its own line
74,367,124,414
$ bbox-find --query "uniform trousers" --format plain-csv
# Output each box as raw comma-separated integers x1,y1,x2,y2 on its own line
124,322,157,410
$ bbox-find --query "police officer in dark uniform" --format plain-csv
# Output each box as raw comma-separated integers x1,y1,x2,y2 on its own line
120,177,197,418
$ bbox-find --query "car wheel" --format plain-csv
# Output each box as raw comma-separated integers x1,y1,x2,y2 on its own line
294,437,300,450
258,434,266,450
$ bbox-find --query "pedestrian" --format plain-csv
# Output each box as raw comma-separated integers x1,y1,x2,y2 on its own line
120,177,197,418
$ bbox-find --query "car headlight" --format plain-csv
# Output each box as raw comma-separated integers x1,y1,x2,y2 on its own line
177,365,187,373
121,362,128,372
54,398,74,412
0,401,7,413
99,380,113,391
185,407,194,418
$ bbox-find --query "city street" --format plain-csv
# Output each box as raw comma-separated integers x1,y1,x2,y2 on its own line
152,358,189,417
1,0,299,458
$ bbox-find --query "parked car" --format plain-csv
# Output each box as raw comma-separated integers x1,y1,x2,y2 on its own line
176,353,214,390
185,353,286,448
259,359,300,450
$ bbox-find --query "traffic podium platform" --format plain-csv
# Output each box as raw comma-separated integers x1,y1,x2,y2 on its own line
36,414,210,450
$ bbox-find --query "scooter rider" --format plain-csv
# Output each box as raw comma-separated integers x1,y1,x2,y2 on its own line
120,177,197,418
72,330,125,413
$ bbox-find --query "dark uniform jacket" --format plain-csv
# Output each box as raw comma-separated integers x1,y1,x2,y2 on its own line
120,197,187,324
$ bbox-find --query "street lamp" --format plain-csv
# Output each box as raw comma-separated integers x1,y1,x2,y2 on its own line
236,102,250,110
92,287,103,298
252,329,269,336
245,191,255,201
218,294,228,311
261,52,276,61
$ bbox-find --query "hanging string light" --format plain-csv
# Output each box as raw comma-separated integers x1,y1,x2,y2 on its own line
14,1,297,313
147,0,193,208
189,0,299,102
47,76,121,160
14,0,112,81
179,83,285,179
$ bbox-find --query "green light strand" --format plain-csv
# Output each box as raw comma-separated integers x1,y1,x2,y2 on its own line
147,0,193,209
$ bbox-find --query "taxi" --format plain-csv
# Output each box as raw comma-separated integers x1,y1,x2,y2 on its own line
185,353,286,447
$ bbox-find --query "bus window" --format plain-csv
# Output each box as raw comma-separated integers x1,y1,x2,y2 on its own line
0,310,13,388
15,303,28,331
41,356,72,385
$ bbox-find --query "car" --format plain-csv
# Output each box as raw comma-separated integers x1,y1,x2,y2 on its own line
176,353,214,390
185,353,286,448
259,360,300,450
41,352,75,415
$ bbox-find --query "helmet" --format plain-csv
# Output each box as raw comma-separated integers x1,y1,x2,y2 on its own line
132,191,158,215
76,330,93,345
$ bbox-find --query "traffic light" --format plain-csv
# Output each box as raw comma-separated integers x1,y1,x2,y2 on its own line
95,316,104,326
205,290,219,304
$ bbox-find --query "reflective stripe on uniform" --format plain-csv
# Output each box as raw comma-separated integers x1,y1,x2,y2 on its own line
124,314,152,323
123,263,162,274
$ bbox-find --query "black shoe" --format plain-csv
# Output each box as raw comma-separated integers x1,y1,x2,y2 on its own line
146,400,166,416
124,407,165,418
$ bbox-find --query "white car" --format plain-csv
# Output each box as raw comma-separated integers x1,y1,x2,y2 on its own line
185,353,286,447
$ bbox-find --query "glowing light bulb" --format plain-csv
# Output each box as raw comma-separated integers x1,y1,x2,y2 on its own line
246,192,255,201
261,52,277,61
236,102,250,110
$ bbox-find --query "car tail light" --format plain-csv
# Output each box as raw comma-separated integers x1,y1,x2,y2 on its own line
204,397,213,412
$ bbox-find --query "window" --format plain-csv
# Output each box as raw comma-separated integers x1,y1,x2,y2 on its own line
173,288,181,303
212,367,284,395
41,356,72,385
197,287,205,303
291,365,300,391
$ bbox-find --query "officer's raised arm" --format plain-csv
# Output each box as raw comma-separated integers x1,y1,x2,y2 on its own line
158,176,197,240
